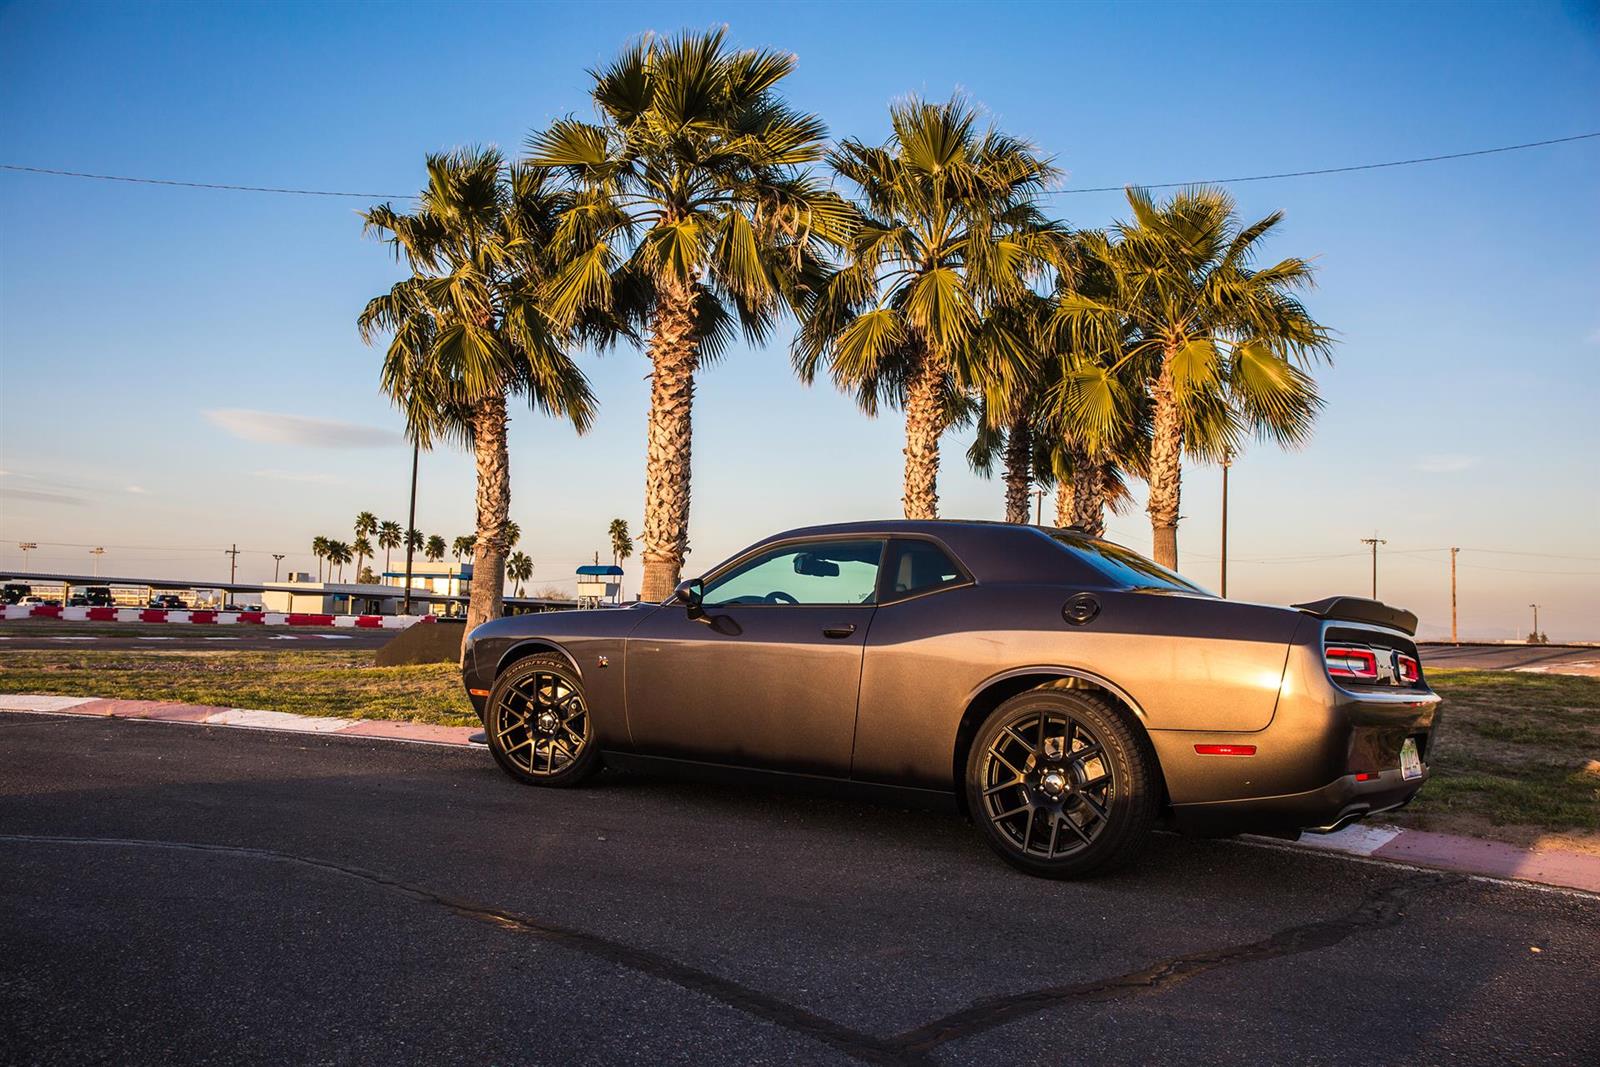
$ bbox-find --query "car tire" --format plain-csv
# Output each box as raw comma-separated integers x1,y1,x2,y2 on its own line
484,654,601,788
965,685,1158,878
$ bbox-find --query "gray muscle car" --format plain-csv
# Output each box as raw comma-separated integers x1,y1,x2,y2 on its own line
461,521,1440,878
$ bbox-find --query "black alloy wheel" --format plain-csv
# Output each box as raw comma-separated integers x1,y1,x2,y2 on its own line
966,686,1158,878
484,654,600,787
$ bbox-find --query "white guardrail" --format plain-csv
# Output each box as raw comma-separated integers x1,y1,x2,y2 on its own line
0,604,435,628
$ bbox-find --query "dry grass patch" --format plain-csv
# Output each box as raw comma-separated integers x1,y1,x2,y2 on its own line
0,649,474,726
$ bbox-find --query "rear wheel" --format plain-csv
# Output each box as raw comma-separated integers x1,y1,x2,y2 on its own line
484,655,600,787
965,686,1158,878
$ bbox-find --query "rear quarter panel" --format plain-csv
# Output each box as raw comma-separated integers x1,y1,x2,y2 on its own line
853,583,1302,789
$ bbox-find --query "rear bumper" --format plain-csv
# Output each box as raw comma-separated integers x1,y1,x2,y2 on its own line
1153,631,1441,836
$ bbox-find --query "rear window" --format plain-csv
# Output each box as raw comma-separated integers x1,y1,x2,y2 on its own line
1044,532,1212,595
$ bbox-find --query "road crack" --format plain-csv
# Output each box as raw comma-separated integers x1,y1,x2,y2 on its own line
0,833,1451,1066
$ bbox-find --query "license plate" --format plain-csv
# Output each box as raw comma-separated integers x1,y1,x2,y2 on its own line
1400,737,1423,780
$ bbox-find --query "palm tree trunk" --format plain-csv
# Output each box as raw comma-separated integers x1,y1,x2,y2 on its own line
1055,480,1073,529
1071,456,1106,538
1003,416,1032,524
639,280,698,603
1148,345,1184,569
902,341,943,520
465,393,510,643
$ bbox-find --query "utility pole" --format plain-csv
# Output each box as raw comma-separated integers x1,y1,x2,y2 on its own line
402,441,419,616
1529,603,1540,643
224,544,240,585
1449,547,1459,645
272,553,285,581
89,546,105,577
1219,452,1231,598
18,542,37,569
1033,485,1045,527
1359,537,1386,599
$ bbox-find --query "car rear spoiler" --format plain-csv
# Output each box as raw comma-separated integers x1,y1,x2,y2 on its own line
1292,596,1418,636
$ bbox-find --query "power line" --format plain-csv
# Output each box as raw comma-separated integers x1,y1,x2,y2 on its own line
0,163,415,200
1048,132,1600,194
6,131,1596,203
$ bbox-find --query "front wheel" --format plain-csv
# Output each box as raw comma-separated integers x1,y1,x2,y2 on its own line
965,686,1158,878
484,654,601,787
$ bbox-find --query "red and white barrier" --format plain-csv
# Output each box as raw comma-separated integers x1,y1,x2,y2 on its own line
0,604,434,628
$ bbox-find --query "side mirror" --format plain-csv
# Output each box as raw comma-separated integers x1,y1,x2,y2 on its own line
674,578,705,619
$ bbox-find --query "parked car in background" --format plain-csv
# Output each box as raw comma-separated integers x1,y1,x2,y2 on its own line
82,586,114,607
149,595,188,610
462,520,1441,879
3,583,32,604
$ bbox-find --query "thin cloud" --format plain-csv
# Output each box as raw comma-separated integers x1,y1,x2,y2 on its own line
205,408,402,449
125,485,148,494
1413,453,1479,474
1,486,85,506
252,469,342,485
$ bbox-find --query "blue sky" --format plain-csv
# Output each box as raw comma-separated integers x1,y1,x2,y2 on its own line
1,0,1597,638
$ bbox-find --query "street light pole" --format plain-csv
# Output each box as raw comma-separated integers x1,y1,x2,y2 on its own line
1449,547,1459,644
18,542,37,569
1529,603,1540,642
402,440,419,616
89,546,105,577
1219,452,1231,598
272,554,286,581
1359,537,1386,599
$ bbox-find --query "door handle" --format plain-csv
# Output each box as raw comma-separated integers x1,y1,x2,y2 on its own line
822,624,856,639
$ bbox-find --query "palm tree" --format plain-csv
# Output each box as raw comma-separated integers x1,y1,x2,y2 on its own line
360,148,595,640
377,520,402,575
505,551,533,596
607,518,633,568
528,28,851,601
325,540,353,582
353,512,378,577
452,535,476,563
405,528,424,554
425,534,447,563
1053,188,1330,568
796,95,1064,519
311,536,330,582
504,520,520,549
352,536,374,582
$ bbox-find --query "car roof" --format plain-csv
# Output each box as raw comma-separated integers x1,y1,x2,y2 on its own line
742,519,1096,585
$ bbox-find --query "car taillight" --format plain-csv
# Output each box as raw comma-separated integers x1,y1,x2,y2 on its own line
1325,646,1379,681
1397,654,1420,684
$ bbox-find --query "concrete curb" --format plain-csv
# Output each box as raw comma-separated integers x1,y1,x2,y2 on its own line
2,692,1596,894
0,693,478,747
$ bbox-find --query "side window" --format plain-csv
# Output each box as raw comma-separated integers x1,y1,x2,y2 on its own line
883,539,964,600
702,539,884,607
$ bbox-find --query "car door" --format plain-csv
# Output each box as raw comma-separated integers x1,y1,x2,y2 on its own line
624,537,884,777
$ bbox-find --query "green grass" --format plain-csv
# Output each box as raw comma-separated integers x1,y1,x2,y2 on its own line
0,649,476,727
1392,668,1599,840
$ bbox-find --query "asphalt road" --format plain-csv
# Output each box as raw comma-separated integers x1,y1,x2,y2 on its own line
2,715,1595,1065
0,623,395,651
1419,643,1600,675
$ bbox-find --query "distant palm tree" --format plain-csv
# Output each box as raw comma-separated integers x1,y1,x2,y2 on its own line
311,536,331,582
608,518,633,568
360,148,594,643
796,96,1063,519
452,535,476,562
1052,187,1330,568
325,540,353,583
528,28,850,601
504,520,520,550
352,536,374,582
406,528,424,554
505,551,533,596
377,520,402,574
353,512,378,577
425,535,447,563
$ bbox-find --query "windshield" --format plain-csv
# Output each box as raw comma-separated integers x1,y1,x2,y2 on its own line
1046,532,1212,595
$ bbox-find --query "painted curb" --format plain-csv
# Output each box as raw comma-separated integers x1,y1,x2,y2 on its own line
2,692,1595,894
0,604,436,628
0,693,479,747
